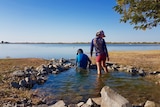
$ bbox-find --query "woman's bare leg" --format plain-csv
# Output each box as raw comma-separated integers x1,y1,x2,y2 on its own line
101,60,108,73
96,62,102,75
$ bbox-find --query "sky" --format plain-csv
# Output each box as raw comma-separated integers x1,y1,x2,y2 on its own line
0,0,160,43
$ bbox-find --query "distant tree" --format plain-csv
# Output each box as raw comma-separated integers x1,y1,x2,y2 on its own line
113,0,160,30
1,41,4,43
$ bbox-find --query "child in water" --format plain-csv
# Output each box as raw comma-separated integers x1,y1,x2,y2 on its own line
76,48,91,69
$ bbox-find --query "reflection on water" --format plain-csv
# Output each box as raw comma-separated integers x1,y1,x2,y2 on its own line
32,69,160,104
107,71,160,104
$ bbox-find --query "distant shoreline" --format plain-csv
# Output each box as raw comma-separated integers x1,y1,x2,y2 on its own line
1,41,160,44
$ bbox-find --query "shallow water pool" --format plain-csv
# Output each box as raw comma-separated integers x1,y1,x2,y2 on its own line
32,68,160,105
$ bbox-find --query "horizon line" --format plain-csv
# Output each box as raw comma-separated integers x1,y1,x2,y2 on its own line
1,41,160,44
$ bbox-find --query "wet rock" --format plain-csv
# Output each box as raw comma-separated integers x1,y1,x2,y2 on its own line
36,75,48,84
52,70,59,74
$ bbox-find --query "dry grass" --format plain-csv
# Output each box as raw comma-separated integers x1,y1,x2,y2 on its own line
108,50,160,71
0,58,48,72
0,58,48,79
0,58,49,106
90,50,160,71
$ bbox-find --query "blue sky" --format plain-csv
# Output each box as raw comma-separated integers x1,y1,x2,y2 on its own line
0,0,159,43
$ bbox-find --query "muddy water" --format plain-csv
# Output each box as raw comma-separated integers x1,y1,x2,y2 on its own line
32,68,160,105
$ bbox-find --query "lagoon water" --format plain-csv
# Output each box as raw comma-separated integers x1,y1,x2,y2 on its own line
32,68,160,105
1,43,160,105
0,43,160,59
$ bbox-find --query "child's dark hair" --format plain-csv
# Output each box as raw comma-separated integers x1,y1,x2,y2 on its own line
77,48,83,55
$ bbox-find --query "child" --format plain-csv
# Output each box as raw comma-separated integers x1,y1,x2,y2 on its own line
76,48,91,69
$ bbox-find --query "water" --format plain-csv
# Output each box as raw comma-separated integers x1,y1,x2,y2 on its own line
0,43,160,59
1,43,160,104
32,68,160,105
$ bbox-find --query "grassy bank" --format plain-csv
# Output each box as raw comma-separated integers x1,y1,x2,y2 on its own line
0,58,49,105
109,50,160,71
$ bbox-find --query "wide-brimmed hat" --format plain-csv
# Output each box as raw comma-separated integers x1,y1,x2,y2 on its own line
96,30,105,37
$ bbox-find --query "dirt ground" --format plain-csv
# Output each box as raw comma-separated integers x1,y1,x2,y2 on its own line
0,50,160,105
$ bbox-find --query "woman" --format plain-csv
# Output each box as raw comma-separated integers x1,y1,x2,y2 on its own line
90,30,109,74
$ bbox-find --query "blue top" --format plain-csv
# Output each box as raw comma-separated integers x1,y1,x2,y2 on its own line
76,53,91,69
90,37,108,57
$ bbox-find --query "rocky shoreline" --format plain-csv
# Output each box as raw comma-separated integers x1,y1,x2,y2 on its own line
1,58,160,107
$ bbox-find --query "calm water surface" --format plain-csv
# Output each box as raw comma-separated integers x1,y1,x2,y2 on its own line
32,68,160,104
1,43,160,59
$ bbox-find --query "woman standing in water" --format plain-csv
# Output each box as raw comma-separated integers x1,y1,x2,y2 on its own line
90,30,109,75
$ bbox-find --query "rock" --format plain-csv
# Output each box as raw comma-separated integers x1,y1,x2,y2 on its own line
77,102,84,107
91,97,101,106
24,67,32,72
81,104,90,107
19,79,27,87
36,75,48,84
49,100,66,107
68,104,78,107
3,103,13,107
86,98,93,106
10,82,20,89
86,98,100,107
33,104,48,107
100,86,132,107
144,100,156,107
12,70,25,77
138,69,146,77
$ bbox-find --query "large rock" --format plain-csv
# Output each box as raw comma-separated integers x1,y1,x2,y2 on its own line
144,100,156,107
100,86,132,107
